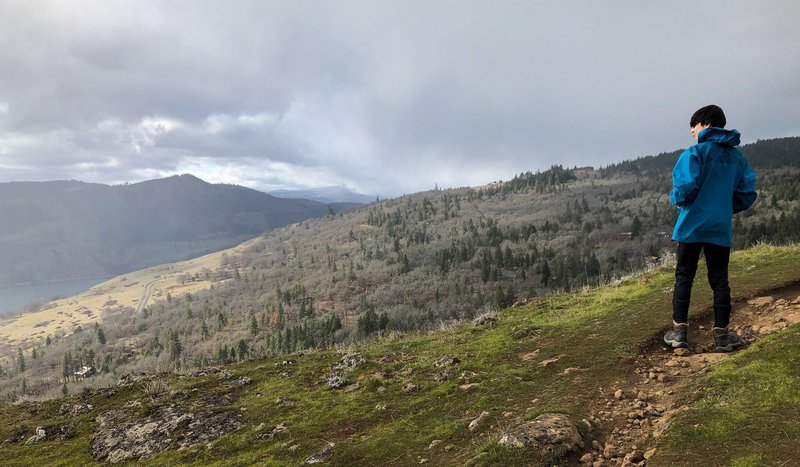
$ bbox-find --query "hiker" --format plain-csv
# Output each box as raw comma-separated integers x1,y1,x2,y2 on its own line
663,104,757,352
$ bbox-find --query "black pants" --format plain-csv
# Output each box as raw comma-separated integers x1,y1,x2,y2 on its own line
672,242,731,328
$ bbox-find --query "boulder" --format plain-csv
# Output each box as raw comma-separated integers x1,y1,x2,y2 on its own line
90,406,242,463
498,413,584,457
23,424,75,445
473,312,498,326
334,353,363,371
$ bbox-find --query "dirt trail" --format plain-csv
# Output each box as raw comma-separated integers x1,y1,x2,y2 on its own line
581,281,800,466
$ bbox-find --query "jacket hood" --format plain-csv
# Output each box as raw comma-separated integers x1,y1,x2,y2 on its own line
698,127,741,146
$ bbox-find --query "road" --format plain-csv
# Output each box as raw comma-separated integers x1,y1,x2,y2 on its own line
136,279,160,314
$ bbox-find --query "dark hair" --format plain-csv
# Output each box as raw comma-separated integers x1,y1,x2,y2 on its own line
690,105,726,128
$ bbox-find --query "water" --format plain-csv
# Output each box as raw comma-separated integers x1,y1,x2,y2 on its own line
0,278,107,316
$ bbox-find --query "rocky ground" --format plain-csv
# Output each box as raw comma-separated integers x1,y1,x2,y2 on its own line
577,283,800,466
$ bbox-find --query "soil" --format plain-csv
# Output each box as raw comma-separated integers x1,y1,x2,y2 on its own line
581,281,800,466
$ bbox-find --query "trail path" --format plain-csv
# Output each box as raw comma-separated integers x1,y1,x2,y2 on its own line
580,281,800,466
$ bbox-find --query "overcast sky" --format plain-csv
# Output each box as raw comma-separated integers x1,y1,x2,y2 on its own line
1,1,798,197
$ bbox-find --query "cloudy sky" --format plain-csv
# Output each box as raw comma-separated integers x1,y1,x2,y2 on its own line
0,1,798,197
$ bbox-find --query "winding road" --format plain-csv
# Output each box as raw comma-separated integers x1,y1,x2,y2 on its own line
136,279,160,314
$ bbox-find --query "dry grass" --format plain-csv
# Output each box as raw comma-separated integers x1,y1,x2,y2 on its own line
140,379,170,400
0,237,259,354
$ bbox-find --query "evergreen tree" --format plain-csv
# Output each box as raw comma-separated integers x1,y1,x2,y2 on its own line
237,340,249,360
169,330,182,361
250,315,259,336
95,322,107,345
631,215,642,239
16,348,24,373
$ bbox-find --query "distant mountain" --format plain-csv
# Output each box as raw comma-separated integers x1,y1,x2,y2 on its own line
0,174,343,286
268,186,377,204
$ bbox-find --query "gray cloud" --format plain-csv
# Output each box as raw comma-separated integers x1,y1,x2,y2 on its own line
1,1,799,196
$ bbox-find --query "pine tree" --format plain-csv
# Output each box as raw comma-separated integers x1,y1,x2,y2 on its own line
237,340,249,360
169,330,182,361
95,322,107,345
16,348,24,373
250,315,259,336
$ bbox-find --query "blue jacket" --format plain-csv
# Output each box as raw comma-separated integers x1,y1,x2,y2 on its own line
670,127,757,247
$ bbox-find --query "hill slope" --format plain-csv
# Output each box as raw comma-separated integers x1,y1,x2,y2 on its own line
1,244,799,465
2,136,800,403
0,174,350,286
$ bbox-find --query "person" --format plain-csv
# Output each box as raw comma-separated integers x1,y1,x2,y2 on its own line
663,104,757,352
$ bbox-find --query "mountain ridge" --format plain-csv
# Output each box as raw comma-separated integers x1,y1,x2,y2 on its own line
0,174,355,287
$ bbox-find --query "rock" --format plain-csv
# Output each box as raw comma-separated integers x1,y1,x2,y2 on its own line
24,424,75,445
498,413,584,457
434,367,456,382
580,452,594,463
59,403,94,417
433,355,460,368
116,372,149,386
592,440,602,451
673,348,691,357
657,374,669,383
637,391,648,401
626,450,644,462
428,439,443,450
343,382,361,393
324,372,349,390
614,389,624,400
540,357,560,367
275,397,296,407
644,447,658,459
231,376,252,386
403,383,420,394
748,296,774,307
90,406,243,463
603,443,617,458
305,443,334,464
259,422,288,440
334,353,363,371
459,383,480,390
468,411,491,432
473,312,497,326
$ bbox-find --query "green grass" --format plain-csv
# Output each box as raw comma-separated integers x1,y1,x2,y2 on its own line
2,244,800,466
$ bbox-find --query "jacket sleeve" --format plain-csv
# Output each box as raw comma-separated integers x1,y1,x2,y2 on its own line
733,157,757,213
670,147,701,207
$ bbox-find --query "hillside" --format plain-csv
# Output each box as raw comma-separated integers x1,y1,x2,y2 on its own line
1,244,799,466
0,174,356,287
1,136,799,403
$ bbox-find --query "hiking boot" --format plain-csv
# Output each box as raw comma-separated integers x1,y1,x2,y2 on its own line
713,327,743,352
664,322,688,348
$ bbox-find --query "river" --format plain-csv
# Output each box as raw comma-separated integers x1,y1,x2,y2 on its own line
0,278,107,317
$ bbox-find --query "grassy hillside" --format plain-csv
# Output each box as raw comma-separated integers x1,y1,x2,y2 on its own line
2,244,799,465
3,136,800,402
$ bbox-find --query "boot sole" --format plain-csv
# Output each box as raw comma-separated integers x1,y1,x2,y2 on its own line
664,338,688,348
715,342,743,352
